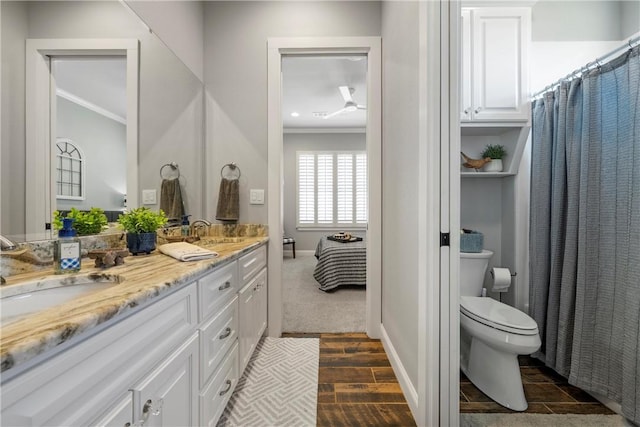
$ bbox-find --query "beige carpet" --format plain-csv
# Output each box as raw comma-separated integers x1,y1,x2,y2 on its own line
460,413,633,427
282,253,365,333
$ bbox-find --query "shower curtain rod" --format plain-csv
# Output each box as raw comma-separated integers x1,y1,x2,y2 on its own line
531,35,640,99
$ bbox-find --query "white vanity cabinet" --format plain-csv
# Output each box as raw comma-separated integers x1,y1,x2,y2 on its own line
0,241,268,427
0,283,198,427
238,246,268,373
461,7,530,123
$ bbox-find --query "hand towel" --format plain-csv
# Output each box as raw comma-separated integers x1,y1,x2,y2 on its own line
160,178,185,221
215,178,239,222
158,242,218,262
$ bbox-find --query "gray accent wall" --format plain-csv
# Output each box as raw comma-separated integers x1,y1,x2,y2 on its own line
56,97,127,212
283,132,366,251
381,0,420,394
621,1,640,39
203,1,382,224
0,1,28,239
532,1,632,41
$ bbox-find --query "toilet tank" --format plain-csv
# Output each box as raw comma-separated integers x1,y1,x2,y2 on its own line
460,250,493,296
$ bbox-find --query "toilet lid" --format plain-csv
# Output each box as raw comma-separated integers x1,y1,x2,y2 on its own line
460,296,538,335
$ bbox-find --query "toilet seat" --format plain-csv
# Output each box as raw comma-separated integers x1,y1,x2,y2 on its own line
460,296,538,336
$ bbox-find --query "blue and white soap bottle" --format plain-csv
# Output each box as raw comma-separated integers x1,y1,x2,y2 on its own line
55,218,81,274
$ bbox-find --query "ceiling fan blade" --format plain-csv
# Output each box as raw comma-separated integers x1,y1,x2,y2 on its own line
338,86,354,103
356,104,366,110
323,107,348,119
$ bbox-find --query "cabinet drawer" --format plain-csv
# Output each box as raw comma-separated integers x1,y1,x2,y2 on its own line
199,343,238,427
238,245,266,286
198,261,238,322
199,295,238,388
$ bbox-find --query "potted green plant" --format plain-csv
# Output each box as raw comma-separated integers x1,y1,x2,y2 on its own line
118,207,167,255
480,144,507,172
53,207,108,236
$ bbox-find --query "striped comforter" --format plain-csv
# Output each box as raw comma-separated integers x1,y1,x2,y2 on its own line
313,237,366,291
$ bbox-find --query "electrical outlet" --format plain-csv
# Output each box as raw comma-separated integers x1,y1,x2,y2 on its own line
142,189,157,205
250,189,264,205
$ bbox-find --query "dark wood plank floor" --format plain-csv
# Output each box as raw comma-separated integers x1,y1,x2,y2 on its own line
460,355,616,414
283,332,417,426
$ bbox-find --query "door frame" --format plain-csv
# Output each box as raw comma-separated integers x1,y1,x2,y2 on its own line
25,38,139,240
266,37,382,338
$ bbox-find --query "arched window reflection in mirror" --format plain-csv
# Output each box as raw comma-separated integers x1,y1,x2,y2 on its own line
55,138,84,200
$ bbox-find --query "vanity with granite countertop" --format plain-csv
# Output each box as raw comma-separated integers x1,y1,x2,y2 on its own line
0,233,268,427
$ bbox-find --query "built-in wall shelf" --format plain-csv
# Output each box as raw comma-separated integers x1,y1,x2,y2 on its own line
460,125,531,177
461,172,516,178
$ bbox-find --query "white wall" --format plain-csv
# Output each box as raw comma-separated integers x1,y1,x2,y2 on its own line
56,97,127,212
125,0,204,82
283,132,366,251
0,1,204,239
203,1,381,224
381,0,420,397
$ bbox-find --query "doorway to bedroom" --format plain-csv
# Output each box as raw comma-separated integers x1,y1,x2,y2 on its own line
281,54,368,333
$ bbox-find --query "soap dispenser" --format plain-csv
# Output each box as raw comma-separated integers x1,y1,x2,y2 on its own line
181,215,191,237
55,218,81,274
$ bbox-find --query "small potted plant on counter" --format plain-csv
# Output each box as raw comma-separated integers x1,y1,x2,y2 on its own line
53,207,108,236
118,207,167,255
480,144,507,172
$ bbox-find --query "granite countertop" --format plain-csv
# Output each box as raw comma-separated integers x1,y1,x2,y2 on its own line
0,237,269,374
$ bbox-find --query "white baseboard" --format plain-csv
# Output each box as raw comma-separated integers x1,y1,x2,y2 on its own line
380,324,419,420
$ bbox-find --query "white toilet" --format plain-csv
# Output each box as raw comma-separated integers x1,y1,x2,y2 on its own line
459,250,541,411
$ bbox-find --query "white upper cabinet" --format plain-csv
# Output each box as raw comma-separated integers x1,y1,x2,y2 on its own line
461,7,531,124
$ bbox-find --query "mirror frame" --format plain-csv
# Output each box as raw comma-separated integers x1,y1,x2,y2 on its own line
25,38,139,240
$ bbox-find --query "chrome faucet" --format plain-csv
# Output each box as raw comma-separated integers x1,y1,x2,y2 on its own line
0,234,18,251
190,220,211,237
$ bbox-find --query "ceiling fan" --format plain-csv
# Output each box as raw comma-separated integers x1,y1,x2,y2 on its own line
323,86,366,119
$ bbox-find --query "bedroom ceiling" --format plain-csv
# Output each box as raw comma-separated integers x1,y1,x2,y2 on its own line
53,57,127,121
282,55,367,131
53,55,366,130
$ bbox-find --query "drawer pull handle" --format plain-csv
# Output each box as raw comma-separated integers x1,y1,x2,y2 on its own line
139,398,163,425
219,379,232,396
218,281,231,291
219,327,232,340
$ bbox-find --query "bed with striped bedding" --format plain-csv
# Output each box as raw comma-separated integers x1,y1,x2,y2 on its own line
313,236,366,291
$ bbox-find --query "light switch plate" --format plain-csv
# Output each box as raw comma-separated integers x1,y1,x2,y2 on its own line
142,189,157,205
250,189,264,205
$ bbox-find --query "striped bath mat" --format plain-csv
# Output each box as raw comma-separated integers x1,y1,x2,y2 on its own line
218,337,319,427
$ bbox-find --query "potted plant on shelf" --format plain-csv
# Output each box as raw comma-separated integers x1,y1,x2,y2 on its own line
118,207,167,255
480,144,507,172
53,207,108,236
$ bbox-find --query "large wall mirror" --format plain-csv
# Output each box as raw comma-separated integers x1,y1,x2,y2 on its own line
1,0,205,243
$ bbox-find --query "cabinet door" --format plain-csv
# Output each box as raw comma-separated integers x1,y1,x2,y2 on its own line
238,280,255,373
92,393,134,427
132,333,199,427
254,268,268,340
471,8,530,121
460,8,472,121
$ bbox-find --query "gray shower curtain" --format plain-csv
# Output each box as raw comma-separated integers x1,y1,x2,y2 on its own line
530,45,640,423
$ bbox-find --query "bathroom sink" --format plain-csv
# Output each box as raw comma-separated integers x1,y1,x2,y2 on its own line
0,273,122,325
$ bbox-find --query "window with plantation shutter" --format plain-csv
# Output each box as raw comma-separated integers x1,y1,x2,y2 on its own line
296,151,367,228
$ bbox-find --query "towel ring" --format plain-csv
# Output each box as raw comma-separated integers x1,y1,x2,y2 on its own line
160,162,180,180
221,162,241,180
